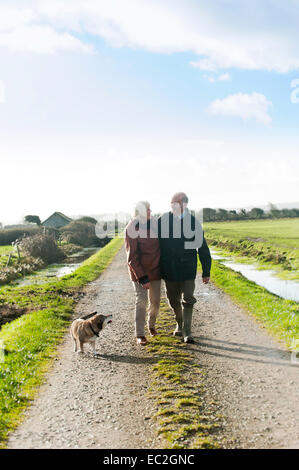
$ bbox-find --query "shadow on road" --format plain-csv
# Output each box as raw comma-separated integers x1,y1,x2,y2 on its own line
188,336,298,368
93,353,156,364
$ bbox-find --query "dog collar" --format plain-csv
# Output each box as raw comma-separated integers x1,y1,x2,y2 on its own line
89,324,99,337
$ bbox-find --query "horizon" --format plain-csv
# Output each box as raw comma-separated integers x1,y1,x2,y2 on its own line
2,199,299,227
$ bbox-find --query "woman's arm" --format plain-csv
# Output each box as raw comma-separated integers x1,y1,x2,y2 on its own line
125,228,148,282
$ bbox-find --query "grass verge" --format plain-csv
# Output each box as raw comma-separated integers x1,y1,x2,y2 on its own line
146,299,223,449
0,236,123,447
210,260,299,350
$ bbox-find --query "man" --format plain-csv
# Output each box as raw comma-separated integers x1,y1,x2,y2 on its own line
158,192,211,343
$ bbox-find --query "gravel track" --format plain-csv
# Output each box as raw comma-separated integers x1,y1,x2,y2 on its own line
8,246,299,449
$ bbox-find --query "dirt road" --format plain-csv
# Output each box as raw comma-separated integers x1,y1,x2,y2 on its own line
7,246,299,449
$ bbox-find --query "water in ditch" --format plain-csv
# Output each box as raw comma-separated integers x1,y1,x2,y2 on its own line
211,250,299,303
13,246,100,287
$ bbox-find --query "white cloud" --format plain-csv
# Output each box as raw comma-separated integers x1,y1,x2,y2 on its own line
0,25,92,54
207,92,272,127
0,5,35,32
0,4,91,54
35,0,299,72
218,73,231,81
207,73,231,83
0,80,5,103
1,1,299,71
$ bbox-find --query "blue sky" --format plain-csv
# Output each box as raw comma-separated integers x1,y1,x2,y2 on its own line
0,0,299,224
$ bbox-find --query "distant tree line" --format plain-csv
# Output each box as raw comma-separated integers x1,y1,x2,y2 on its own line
200,206,299,222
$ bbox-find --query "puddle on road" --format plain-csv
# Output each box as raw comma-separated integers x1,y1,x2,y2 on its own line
211,250,299,303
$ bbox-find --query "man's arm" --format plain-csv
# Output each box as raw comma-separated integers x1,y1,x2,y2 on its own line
197,235,212,279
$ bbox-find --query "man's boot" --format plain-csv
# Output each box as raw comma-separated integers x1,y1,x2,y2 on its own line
173,309,183,337
182,305,194,343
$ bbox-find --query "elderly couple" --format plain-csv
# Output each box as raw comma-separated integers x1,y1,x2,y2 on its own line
125,192,212,346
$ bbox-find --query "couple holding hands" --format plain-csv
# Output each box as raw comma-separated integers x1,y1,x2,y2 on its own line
125,192,212,346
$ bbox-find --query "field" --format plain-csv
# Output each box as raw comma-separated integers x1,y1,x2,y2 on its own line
204,218,299,280
204,218,299,249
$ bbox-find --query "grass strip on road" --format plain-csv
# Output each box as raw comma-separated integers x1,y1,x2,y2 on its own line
146,299,223,449
0,236,123,447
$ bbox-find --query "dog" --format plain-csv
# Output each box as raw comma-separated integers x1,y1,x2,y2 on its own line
70,311,112,356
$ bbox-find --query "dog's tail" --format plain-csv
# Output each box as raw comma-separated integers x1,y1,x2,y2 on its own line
79,311,97,320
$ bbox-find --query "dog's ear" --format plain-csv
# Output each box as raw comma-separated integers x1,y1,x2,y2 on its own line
80,311,97,320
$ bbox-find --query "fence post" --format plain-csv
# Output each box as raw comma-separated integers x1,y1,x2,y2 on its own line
16,244,21,260
6,252,12,267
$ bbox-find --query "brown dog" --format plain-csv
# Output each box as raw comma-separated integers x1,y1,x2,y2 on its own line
70,312,113,355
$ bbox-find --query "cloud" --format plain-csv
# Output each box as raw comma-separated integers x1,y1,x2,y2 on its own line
35,0,299,73
0,4,91,54
218,73,231,81
0,25,92,54
207,73,231,83
0,80,5,103
207,92,272,127
0,5,35,32
0,1,299,72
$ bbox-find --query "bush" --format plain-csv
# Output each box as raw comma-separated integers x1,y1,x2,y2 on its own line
0,257,44,285
76,216,98,225
0,227,41,246
60,220,110,247
19,234,64,264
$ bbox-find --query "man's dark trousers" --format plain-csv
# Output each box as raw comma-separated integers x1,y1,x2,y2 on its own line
164,279,196,338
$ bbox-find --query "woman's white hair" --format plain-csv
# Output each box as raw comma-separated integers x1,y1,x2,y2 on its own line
134,200,150,218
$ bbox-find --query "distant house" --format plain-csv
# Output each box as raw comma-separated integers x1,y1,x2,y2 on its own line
42,212,72,229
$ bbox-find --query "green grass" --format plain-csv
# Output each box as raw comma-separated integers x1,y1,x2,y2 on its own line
0,236,123,447
0,246,18,269
204,218,299,280
146,300,222,449
205,218,299,249
210,260,299,349
0,247,12,254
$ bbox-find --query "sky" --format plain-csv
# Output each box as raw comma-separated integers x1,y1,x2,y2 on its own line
0,0,299,225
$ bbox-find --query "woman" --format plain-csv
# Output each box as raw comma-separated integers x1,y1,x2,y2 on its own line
125,201,161,346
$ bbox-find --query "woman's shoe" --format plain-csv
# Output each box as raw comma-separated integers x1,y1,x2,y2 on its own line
136,336,148,346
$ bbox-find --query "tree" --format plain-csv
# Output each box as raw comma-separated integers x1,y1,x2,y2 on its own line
217,208,229,220
239,209,247,219
24,215,41,226
203,208,217,222
229,210,238,220
249,208,264,219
